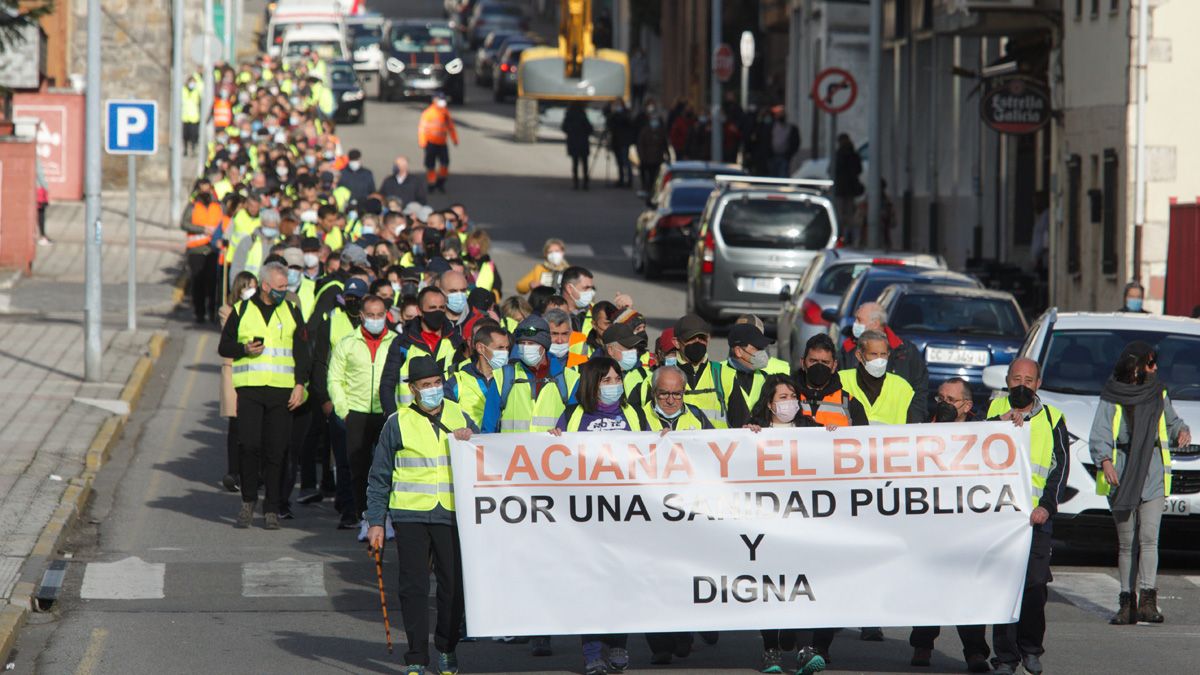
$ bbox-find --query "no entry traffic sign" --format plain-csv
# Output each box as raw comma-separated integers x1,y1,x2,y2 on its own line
714,43,734,83
811,68,858,115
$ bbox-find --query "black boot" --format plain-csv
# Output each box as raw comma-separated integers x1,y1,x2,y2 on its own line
1137,588,1164,623
1109,591,1137,625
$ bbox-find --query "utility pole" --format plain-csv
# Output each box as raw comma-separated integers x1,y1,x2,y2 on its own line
710,0,722,162
1132,0,1148,282
866,0,883,249
201,0,215,174
170,0,184,233
83,0,103,381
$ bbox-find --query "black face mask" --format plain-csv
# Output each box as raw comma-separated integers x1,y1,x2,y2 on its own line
371,254,390,271
1008,385,1036,410
423,310,446,332
933,401,959,423
381,297,395,312
805,363,833,389
682,342,707,364
343,298,362,316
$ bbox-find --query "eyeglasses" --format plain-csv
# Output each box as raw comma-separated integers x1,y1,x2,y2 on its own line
655,391,684,400
935,396,964,405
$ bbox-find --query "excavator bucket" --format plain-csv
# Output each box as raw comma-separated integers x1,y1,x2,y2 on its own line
517,46,629,101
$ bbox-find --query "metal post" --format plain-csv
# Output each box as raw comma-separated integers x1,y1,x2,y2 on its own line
170,0,183,237
83,0,103,381
710,0,722,162
224,0,234,63
127,156,137,332
1133,0,1149,282
866,0,883,249
201,0,215,172
740,65,748,111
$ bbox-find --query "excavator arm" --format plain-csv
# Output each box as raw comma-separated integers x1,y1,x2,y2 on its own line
516,0,628,102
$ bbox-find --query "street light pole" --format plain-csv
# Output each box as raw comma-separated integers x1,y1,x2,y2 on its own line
201,0,215,173
83,0,103,381
866,0,883,249
739,30,755,111
710,0,722,162
170,0,183,234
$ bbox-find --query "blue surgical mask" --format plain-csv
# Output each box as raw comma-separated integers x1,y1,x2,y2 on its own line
446,291,468,314
852,321,866,339
286,269,301,288
549,341,570,358
1126,297,1143,312
664,355,678,367
618,349,638,371
654,403,682,419
417,385,444,410
487,348,509,370
260,226,279,239
575,288,595,309
599,383,624,405
412,243,424,257
363,317,386,334
519,343,543,367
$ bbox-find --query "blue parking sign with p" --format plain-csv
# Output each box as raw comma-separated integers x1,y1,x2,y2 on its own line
105,100,158,155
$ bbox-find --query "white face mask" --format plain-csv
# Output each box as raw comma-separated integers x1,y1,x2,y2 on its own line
574,288,595,309
549,341,570,358
348,160,361,171
303,253,320,268
852,321,867,339
547,250,564,266
240,286,257,301
771,399,800,423
863,357,889,379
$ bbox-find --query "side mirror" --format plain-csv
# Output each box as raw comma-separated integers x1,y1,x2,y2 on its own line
777,285,791,301
982,365,1008,391
821,308,837,323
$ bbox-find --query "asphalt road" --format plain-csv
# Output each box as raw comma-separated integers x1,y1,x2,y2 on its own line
9,1,1200,673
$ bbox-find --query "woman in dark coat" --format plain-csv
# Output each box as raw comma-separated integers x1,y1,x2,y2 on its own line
561,102,595,190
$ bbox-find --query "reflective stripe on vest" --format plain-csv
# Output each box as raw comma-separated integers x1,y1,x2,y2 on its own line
987,396,1063,507
388,402,467,512
802,390,853,427
682,361,727,428
1095,391,1172,497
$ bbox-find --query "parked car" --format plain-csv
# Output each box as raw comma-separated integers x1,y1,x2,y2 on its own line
823,267,982,348
776,250,946,365
877,283,1026,409
632,179,714,279
981,310,1200,548
345,14,385,79
467,1,528,48
491,42,530,101
266,0,344,58
379,20,466,104
649,161,744,206
686,176,838,326
474,29,523,86
328,59,365,123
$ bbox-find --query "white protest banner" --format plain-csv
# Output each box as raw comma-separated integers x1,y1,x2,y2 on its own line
451,422,1033,636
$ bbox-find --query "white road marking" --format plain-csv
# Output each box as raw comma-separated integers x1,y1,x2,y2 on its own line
621,245,633,258
72,397,131,416
567,243,595,258
242,557,325,597
1185,576,1200,588
1050,571,1119,617
80,556,165,600
490,239,526,252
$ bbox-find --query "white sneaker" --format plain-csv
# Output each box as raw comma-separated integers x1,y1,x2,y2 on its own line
385,515,395,541
356,518,369,542
38,236,52,246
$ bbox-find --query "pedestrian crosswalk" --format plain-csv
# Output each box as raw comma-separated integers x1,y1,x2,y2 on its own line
488,239,634,261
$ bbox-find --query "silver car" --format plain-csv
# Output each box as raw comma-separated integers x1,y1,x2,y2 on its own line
686,176,838,326
776,250,945,364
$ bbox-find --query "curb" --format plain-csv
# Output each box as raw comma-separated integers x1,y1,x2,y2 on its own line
0,330,169,666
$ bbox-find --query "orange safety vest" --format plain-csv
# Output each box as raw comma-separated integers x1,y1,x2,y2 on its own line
417,105,458,147
213,99,233,128
800,389,853,427
187,201,223,249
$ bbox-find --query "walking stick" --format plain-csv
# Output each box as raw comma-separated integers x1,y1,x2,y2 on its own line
372,545,393,654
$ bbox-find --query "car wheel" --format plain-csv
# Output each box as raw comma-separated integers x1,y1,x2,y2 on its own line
631,235,643,273
641,243,659,280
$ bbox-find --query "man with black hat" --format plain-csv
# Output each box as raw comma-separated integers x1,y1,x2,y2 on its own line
339,149,376,204
602,323,652,408
366,355,476,675
723,323,774,429
672,313,727,427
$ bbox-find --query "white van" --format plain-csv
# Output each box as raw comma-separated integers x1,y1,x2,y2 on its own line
281,25,349,67
266,0,344,58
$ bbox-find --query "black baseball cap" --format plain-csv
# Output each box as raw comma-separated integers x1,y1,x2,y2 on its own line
674,313,710,341
407,356,442,383
727,323,773,350
602,323,641,349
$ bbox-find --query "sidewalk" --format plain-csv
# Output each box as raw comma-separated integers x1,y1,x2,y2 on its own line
0,192,181,661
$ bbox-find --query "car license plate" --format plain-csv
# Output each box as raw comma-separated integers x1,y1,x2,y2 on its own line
925,347,989,367
738,277,783,294
409,78,438,89
1164,496,1190,515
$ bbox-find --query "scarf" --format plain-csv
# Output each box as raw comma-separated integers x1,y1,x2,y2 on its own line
1100,374,1165,512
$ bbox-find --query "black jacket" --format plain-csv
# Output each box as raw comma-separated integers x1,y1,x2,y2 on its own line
339,166,376,204
217,296,311,387
378,172,428,205
378,318,466,417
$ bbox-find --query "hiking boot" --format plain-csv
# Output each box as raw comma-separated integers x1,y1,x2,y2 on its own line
1021,653,1043,674
607,647,629,672
530,636,552,656
234,502,254,528
437,651,458,675
966,653,991,673
859,627,884,641
1110,590,1137,625
221,473,240,492
1137,587,1164,623
911,647,932,667
264,512,281,530
795,646,825,675
584,659,608,675
760,648,785,674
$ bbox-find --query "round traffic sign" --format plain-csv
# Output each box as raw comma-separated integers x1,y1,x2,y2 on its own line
714,44,735,83
811,67,858,115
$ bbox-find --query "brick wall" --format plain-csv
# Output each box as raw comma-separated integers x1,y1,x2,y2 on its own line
0,138,38,274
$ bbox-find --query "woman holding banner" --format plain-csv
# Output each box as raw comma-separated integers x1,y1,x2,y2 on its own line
549,357,647,674
744,374,830,674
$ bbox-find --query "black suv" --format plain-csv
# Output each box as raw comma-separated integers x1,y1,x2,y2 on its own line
379,20,466,104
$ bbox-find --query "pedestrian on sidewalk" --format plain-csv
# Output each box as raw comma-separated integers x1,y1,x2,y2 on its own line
218,262,310,530
183,178,224,323
1089,341,1189,625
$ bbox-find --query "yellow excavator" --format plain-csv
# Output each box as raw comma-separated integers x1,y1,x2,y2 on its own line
513,0,628,141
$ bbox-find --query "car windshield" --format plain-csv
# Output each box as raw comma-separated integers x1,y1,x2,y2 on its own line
718,198,832,249
329,65,357,85
816,263,874,295
889,295,1024,338
1041,329,1200,400
348,25,381,49
391,26,455,53
668,186,712,212
286,40,340,59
